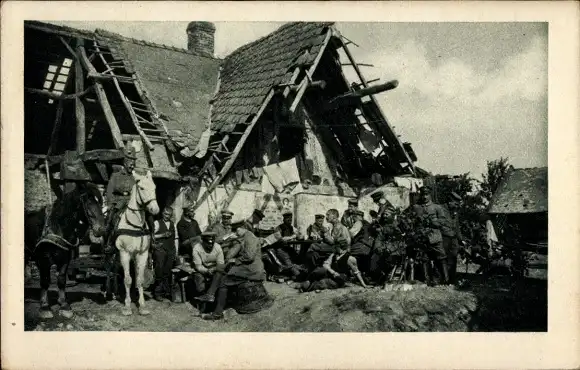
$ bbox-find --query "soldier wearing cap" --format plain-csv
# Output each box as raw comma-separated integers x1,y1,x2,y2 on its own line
271,211,302,279
442,191,464,284
412,185,452,285
177,204,202,258
152,206,177,301
306,209,351,270
349,210,374,273
306,214,328,241
104,145,156,250
299,238,368,292
209,210,237,252
341,198,359,229
190,231,225,302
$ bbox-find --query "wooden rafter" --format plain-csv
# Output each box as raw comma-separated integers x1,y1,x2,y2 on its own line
78,45,124,149
25,86,94,100
288,28,333,113
75,38,86,154
92,41,154,151
334,26,416,174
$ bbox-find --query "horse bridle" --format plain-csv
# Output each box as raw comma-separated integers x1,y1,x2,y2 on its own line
125,179,157,230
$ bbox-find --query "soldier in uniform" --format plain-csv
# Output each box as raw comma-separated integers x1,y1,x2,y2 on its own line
412,185,451,285
341,198,359,228
210,210,237,258
306,214,327,241
367,192,401,284
152,207,177,301
443,192,464,285
104,146,156,251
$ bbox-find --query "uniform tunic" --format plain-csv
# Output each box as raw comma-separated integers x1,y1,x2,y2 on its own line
210,222,234,245
106,168,135,209
306,223,327,240
341,210,355,229
225,230,266,284
176,217,202,257
152,219,176,294
412,201,451,259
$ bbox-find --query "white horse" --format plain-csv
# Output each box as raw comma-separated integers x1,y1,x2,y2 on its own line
116,170,159,316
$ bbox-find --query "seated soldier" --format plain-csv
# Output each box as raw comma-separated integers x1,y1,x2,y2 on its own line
341,198,359,228
306,214,328,241
190,231,225,301
349,210,374,273
177,204,202,259
209,210,237,257
306,209,351,270
200,226,273,320
299,238,368,292
271,212,303,280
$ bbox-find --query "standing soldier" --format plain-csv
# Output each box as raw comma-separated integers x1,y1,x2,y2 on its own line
152,207,177,301
105,146,156,251
412,185,451,286
367,192,400,284
443,192,464,285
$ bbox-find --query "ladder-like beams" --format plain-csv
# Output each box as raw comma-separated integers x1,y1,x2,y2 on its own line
93,42,155,151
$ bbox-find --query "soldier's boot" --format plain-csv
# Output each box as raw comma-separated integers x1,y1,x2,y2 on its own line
435,259,449,285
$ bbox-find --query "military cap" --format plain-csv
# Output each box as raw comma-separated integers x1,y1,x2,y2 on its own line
354,210,365,217
221,210,234,218
201,231,216,238
123,145,137,160
282,211,293,217
348,198,359,206
315,214,325,220
420,185,432,193
450,192,462,201
370,191,384,201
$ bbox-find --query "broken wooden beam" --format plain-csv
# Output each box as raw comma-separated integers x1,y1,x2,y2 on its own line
78,46,124,149
289,29,333,113
58,36,77,59
331,80,399,103
25,86,94,100
338,32,416,173
75,38,86,154
290,80,326,92
341,63,374,67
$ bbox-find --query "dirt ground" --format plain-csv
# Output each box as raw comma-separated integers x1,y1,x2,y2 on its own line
24,262,547,332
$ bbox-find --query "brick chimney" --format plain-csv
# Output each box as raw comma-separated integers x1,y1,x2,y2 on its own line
186,21,216,57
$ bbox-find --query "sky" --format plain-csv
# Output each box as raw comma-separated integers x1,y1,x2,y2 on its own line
53,21,548,177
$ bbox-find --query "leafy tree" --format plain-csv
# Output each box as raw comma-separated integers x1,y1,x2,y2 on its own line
480,157,511,202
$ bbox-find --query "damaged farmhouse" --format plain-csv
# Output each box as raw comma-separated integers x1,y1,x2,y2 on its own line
23,21,548,332
25,21,422,233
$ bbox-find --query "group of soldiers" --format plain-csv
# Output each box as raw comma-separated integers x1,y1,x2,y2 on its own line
102,146,466,318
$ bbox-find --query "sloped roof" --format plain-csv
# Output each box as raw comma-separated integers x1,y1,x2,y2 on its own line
488,167,548,214
96,30,220,152
211,22,334,133
25,21,220,153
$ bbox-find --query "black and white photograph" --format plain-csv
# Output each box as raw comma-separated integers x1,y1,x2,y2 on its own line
21,19,552,333
2,2,579,369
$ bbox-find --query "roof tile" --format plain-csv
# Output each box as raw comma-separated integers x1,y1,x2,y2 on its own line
211,22,333,134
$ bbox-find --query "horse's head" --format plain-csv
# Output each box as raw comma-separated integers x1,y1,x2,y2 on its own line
133,170,159,216
78,183,106,237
